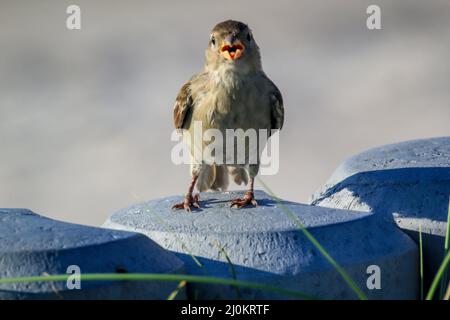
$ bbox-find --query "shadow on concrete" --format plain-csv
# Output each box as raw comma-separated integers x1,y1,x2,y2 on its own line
312,167,450,291
192,196,278,211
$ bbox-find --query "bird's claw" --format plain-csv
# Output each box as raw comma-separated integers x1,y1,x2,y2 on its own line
230,192,257,209
172,194,200,213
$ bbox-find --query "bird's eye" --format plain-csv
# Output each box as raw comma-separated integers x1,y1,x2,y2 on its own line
210,36,216,46
247,33,252,42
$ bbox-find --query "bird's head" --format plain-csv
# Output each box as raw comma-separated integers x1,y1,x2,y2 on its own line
205,20,262,73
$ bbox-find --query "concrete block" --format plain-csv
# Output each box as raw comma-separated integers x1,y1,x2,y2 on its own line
104,190,418,299
311,137,450,283
0,208,185,299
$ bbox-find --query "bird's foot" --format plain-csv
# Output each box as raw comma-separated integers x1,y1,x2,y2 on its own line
172,193,200,213
230,191,257,209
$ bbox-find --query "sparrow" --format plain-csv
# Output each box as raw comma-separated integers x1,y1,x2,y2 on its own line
172,20,284,212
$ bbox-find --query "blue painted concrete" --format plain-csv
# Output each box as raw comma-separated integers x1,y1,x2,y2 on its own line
0,208,185,299
104,190,418,299
311,137,450,286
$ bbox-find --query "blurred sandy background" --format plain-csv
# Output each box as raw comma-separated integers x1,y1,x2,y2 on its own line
0,0,449,226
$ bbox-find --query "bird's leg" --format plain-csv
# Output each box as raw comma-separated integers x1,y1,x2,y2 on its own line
172,175,200,212
230,177,257,208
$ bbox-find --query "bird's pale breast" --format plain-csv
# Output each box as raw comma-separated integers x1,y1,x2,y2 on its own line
185,72,272,165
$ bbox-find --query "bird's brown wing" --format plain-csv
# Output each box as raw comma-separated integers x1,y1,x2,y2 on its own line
173,81,194,129
268,81,284,131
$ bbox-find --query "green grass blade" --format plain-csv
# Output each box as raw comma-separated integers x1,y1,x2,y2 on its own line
426,250,450,300
445,197,450,251
0,273,317,300
256,177,367,300
167,280,187,300
419,224,424,300
444,282,450,300
213,241,241,298
439,197,450,298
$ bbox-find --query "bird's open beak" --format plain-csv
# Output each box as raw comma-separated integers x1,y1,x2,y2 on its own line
220,39,245,61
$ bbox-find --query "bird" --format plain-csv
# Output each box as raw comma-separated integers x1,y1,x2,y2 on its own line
172,20,284,212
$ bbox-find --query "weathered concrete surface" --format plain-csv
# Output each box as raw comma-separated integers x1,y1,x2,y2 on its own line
311,137,450,284
104,190,418,299
0,208,185,299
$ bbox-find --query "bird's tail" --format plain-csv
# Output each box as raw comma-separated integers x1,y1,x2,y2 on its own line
228,166,248,186
196,164,228,192
196,165,248,192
